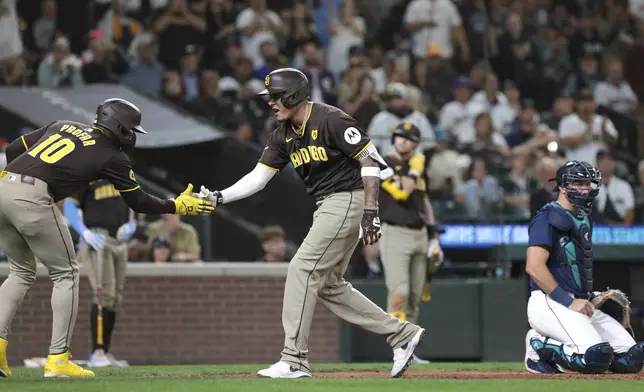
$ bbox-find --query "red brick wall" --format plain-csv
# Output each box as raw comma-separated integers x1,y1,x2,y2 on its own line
5,276,341,366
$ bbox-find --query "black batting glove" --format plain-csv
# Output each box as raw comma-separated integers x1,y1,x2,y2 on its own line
361,209,382,245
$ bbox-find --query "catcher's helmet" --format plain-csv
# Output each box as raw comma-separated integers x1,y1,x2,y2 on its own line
94,98,146,148
258,68,310,108
551,160,602,213
391,121,421,145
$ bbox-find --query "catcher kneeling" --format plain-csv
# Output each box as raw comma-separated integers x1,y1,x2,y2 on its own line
525,160,644,374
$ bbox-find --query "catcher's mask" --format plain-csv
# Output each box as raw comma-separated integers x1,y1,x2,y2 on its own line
258,68,310,109
94,98,146,148
551,160,601,214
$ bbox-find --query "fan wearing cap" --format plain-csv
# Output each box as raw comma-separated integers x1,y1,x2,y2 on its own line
594,150,635,225
367,82,436,154
558,88,618,167
377,121,443,365
0,98,213,378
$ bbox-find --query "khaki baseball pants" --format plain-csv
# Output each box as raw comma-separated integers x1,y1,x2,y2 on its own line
280,190,420,373
0,173,79,354
78,229,128,310
380,224,429,324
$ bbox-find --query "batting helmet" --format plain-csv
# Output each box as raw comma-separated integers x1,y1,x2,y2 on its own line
551,160,602,213
94,98,146,148
391,121,421,145
258,68,310,108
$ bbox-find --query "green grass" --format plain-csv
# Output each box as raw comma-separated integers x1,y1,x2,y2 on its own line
2,363,639,392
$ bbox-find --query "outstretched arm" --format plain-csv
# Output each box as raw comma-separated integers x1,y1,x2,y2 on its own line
202,164,277,205
360,156,380,210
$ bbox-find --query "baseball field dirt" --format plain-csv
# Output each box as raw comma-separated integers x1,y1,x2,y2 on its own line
4,363,643,392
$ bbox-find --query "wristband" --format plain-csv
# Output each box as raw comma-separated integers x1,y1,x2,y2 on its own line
550,286,574,307
361,166,380,177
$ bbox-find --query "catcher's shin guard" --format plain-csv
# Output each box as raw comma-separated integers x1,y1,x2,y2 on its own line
610,342,644,373
531,338,613,374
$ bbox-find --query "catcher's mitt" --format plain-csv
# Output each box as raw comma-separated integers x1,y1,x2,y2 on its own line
591,289,634,337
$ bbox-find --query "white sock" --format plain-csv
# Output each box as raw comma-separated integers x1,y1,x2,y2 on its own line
368,263,381,274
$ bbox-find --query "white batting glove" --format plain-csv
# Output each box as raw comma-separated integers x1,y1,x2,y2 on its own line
82,229,105,251
427,238,444,267
199,185,223,207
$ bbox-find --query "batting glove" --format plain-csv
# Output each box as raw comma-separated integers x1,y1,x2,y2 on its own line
116,220,136,241
82,229,105,251
427,238,444,269
198,185,223,207
171,184,215,216
360,209,382,245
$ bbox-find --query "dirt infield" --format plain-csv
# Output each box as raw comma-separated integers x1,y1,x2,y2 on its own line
158,369,644,380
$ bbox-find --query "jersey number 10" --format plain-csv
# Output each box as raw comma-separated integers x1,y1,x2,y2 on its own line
28,134,75,164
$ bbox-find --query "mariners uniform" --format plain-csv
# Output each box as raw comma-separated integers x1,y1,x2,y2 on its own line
525,161,644,374
64,179,133,367
201,68,425,379
0,98,212,378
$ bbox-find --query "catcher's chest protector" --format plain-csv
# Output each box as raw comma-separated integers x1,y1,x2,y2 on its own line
545,203,594,294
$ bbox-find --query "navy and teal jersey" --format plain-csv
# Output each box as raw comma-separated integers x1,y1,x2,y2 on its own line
527,202,593,297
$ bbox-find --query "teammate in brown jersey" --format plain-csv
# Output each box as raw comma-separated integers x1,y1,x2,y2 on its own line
200,68,425,379
0,98,213,378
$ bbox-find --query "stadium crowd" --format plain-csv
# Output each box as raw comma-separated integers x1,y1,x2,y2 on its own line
2,0,644,262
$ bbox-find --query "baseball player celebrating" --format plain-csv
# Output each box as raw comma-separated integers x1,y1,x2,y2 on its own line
378,122,443,364
0,98,213,378
525,160,644,374
200,68,425,379
63,179,135,367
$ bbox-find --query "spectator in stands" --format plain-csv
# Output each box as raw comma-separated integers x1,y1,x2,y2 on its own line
502,153,537,221
235,0,286,68
542,94,574,130
82,31,125,84
188,69,227,123
530,156,558,216
403,0,470,65
467,60,487,92
235,120,254,142
327,0,366,81
566,52,601,97
218,55,264,102
97,0,142,55
146,214,201,262
282,2,318,61
127,227,148,263
506,99,556,156
421,43,457,116
153,0,207,69
0,56,29,86
469,72,507,115
439,76,476,145
491,79,521,135
461,157,502,222
427,132,464,200
558,89,618,166
178,44,202,101
343,73,381,129
368,82,435,154
254,40,287,80
539,26,572,107
149,236,172,264
593,58,638,115
257,225,288,262
204,0,238,45
300,40,337,106
211,41,243,77
32,0,58,56
601,0,639,58
595,150,635,225
470,112,510,159
121,32,164,97
37,36,83,88
568,11,604,73
161,70,187,106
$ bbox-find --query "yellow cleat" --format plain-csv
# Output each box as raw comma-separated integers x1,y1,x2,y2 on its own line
0,337,11,377
44,352,95,378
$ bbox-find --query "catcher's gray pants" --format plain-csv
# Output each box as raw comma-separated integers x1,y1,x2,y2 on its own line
78,229,128,310
0,173,79,354
280,190,420,373
380,224,428,324
527,290,635,356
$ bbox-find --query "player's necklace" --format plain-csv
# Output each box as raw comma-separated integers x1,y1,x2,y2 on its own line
292,102,313,136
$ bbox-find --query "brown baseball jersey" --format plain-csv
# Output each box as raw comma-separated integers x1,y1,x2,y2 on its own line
4,120,175,214
379,153,427,229
71,180,129,237
258,102,373,198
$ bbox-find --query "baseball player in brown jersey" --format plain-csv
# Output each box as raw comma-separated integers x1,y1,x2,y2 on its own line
0,98,213,378
200,68,425,379
63,179,134,367
378,122,444,364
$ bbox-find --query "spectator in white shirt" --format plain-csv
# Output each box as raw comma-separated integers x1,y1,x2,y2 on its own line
367,82,435,154
558,89,618,167
403,0,470,62
469,73,508,114
439,76,476,145
595,150,635,225
236,0,286,68
491,79,521,135
593,58,638,115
